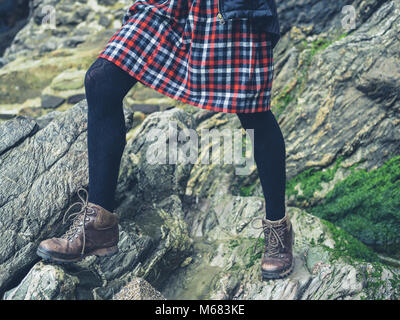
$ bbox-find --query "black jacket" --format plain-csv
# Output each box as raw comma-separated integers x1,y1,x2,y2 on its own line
217,0,280,49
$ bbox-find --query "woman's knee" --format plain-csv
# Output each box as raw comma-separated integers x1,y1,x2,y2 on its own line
84,57,137,102
84,58,107,96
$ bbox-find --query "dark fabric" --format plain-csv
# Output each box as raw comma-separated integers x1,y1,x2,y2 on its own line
236,110,286,221
84,57,138,212
84,57,286,220
220,0,280,49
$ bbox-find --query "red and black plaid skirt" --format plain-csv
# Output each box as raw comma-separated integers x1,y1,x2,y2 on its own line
98,0,274,113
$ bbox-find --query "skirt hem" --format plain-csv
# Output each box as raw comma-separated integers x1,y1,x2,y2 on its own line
97,53,272,114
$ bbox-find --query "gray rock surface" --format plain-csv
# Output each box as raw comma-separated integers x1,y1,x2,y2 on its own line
0,116,37,155
3,262,79,300
275,0,400,179
276,0,386,35
113,277,165,300
0,102,193,299
0,0,30,57
1,100,399,300
0,100,90,295
162,197,400,300
3,0,132,62
41,95,66,109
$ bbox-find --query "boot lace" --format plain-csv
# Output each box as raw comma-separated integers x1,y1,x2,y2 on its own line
251,217,286,257
61,187,96,255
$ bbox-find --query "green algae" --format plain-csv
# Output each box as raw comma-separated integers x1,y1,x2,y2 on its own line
310,155,400,258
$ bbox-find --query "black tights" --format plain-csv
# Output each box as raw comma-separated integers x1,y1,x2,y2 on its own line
236,111,286,221
84,57,286,220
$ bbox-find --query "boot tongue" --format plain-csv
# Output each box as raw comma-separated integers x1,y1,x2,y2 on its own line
263,220,286,257
61,212,84,240
61,206,96,240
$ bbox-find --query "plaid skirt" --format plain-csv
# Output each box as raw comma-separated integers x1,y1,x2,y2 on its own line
98,0,274,113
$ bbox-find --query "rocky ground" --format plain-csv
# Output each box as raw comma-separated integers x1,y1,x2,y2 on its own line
1,102,399,300
0,0,399,299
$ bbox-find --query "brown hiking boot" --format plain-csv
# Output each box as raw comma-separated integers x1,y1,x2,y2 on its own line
252,203,294,280
37,188,119,264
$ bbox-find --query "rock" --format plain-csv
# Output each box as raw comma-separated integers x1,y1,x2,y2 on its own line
0,100,136,296
116,108,196,207
162,197,400,300
192,109,218,126
183,111,253,199
275,0,385,36
67,94,86,105
50,70,86,92
98,0,119,6
18,106,48,119
0,0,30,56
0,102,193,299
275,1,400,178
99,15,112,28
0,57,8,67
0,101,90,295
62,36,87,48
2,0,128,61
1,190,192,301
271,0,400,255
0,116,37,155
1,99,399,300
41,95,66,109
129,103,160,114
113,278,166,300
36,110,63,129
0,113,15,121
3,262,79,300
39,41,58,54
127,103,175,115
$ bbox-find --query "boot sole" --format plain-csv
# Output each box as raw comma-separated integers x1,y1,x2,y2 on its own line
36,245,119,264
261,260,295,280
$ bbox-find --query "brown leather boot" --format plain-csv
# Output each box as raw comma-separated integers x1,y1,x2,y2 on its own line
252,204,294,280
37,188,119,264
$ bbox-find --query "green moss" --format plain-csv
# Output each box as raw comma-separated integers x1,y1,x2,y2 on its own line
388,271,400,295
360,262,400,300
239,183,258,197
228,239,240,249
226,237,264,270
272,34,347,117
310,155,400,258
302,33,347,60
320,219,379,263
286,156,350,203
300,33,348,62
0,65,62,104
272,82,297,116
244,238,264,269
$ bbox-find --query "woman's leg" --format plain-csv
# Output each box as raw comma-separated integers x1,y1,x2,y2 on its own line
36,57,138,263
236,110,286,221
84,57,138,212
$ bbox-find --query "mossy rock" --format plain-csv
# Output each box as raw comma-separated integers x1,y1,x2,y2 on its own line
308,155,400,259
